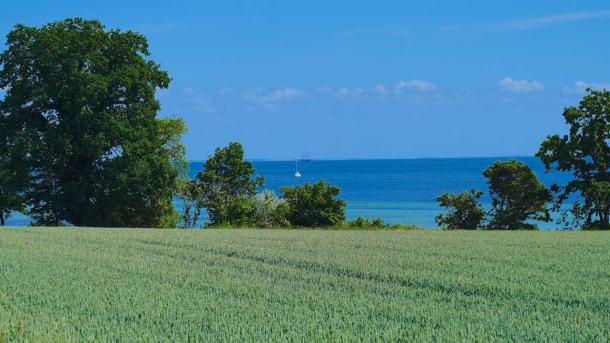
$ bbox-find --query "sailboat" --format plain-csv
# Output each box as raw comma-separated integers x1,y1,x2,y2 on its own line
294,161,302,178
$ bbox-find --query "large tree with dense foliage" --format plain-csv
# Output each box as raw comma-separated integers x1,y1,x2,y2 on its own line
536,89,610,229
0,114,28,226
0,18,185,227
483,160,551,230
435,189,485,230
280,180,346,227
196,142,263,226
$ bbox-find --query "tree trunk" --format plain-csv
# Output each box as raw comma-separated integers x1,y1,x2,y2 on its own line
602,210,609,229
0,212,5,226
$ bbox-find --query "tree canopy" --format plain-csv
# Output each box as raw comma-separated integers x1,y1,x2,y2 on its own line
537,89,610,229
435,189,484,230
0,18,185,227
0,114,28,226
483,160,551,230
280,180,346,227
196,142,263,226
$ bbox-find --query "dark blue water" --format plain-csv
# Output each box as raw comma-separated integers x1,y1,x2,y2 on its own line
6,157,572,228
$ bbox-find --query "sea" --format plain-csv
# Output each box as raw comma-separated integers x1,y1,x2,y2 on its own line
5,157,573,228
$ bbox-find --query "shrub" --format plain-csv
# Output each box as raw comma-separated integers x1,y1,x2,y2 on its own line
435,189,485,230
386,223,420,230
345,216,387,229
343,217,419,230
280,181,346,227
252,191,290,228
483,160,552,230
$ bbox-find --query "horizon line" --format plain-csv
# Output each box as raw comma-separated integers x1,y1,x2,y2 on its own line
187,154,538,163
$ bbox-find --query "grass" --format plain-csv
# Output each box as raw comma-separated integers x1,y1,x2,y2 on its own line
0,228,609,342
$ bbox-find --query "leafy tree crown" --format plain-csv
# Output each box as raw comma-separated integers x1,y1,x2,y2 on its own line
483,160,551,230
536,89,610,229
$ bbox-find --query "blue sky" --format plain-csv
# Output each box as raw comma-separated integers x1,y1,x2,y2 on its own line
1,1,609,160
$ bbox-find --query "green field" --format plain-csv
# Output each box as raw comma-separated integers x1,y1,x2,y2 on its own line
0,228,609,341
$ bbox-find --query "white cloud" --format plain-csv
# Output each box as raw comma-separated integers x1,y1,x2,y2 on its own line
316,86,376,97
261,88,303,102
493,11,610,31
217,87,232,96
563,81,610,94
195,80,446,110
372,84,388,95
497,77,544,92
240,88,306,109
336,88,364,96
394,79,436,93
315,86,334,94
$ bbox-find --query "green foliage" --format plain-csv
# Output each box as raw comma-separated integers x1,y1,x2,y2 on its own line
0,18,185,227
252,190,290,228
1,227,609,341
483,160,551,230
387,223,420,230
341,217,419,230
0,114,28,226
196,142,264,226
435,189,485,230
345,216,387,229
176,178,203,228
537,89,610,229
280,180,346,227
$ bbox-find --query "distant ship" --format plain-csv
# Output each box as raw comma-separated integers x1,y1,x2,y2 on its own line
300,152,312,162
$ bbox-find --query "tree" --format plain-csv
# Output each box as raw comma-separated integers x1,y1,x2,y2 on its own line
196,142,263,226
483,161,551,230
435,189,484,230
0,114,28,226
280,180,346,227
177,178,203,228
536,89,610,229
0,18,185,227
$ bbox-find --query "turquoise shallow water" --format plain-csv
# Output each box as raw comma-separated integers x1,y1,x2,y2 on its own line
7,157,573,228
